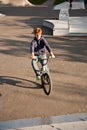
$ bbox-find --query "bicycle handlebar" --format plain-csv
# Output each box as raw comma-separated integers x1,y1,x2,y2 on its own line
32,55,55,66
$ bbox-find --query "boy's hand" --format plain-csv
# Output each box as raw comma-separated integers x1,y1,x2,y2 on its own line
50,52,55,58
31,53,36,59
51,54,55,58
31,55,36,59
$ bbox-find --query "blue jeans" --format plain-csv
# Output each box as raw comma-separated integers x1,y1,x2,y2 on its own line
31,54,49,77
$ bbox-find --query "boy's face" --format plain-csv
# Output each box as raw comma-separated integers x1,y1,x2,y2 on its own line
35,33,41,40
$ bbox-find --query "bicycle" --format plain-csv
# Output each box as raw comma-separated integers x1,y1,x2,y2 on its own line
39,56,52,95
33,56,53,95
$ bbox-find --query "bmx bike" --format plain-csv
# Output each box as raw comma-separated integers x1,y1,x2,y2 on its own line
39,56,52,95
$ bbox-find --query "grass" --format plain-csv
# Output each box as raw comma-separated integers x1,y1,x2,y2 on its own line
28,0,87,5
28,0,48,5
85,0,87,4
29,0,67,5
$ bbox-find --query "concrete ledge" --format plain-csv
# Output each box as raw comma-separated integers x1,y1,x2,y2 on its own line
43,16,87,36
54,1,85,10
69,17,87,33
43,19,69,29
43,19,69,36
43,20,54,30
53,29,69,36
59,9,69,20
54,2,69,10
67,33,87,36
54,20,69,29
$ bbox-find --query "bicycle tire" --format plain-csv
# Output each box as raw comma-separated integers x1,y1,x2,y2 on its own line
41,73,52,95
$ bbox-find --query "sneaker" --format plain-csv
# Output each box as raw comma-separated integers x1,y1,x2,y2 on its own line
36,76,41,80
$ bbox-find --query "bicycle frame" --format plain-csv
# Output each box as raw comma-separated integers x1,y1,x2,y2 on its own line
33,56,52,95
39,56,52,95
39,57,49,75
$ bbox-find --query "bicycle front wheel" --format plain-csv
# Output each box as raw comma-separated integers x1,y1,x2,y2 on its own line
41,73,52,95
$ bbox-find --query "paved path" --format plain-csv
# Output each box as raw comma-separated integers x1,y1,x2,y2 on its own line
0,113,87,130
0,15,87,120
42,0,55,6
0,0,87,129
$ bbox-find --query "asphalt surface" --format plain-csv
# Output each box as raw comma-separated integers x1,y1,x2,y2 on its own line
0,0,87,124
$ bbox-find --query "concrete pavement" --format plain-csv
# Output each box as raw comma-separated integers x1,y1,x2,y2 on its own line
21,121,87,130
0,113,87,130
0,0,87,130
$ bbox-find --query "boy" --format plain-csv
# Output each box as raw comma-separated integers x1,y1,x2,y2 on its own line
30,27,55,80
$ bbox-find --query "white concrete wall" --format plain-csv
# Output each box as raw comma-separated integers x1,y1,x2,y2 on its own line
69,17,87,33
43,19,69,36
43,16,87,36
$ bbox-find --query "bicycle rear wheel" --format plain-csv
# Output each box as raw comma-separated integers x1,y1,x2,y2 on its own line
41,73,52,95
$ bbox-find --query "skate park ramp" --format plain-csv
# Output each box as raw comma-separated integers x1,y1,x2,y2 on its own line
0,0,33,6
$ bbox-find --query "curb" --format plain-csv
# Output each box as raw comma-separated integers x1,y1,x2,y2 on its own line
0,113,87,129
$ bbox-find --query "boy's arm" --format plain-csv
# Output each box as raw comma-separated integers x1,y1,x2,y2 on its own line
43,38,52,52
31,52,36,59
43,38,55,58
30,41,36,59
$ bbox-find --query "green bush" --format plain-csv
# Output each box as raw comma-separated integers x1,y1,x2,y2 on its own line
28,0,47,5
28,0,87,5
28,0,67,5
85,0,87,4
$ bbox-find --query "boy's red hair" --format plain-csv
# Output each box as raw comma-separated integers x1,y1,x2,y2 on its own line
34,27,42,34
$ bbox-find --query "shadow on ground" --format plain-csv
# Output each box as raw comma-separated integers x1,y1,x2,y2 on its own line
0,6,59,16
0,76,41,89
0,36,87,63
